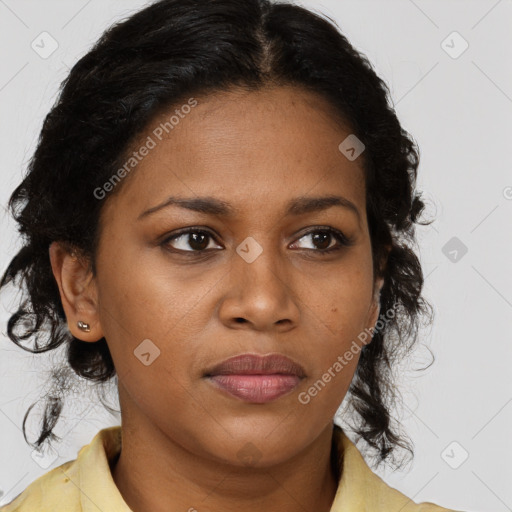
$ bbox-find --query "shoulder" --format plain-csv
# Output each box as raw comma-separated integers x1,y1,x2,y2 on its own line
0,426,123,512
332,425,465,512
0,458,79,511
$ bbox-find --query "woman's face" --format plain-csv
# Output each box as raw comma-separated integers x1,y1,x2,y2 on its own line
67,85,383,466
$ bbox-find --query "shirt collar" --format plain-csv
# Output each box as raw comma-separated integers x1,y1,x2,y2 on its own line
78,426,131,512
75,424,425,512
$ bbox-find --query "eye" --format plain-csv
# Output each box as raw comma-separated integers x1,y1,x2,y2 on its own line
162,228,222,253
291,227,352,254
161,226,352,256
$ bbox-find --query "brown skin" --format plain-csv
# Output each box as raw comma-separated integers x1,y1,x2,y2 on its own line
49,85,386,512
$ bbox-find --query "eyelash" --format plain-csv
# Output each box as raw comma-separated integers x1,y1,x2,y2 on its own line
161,226,352,257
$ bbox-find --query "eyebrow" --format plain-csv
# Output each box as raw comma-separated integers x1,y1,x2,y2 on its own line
138,194,361,222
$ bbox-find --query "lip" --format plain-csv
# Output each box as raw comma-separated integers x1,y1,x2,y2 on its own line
204,353,306,403
204,353,306,377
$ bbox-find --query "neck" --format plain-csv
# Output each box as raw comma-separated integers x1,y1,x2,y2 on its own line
111,392,339,512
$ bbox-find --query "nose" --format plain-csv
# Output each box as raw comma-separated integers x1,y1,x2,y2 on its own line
217,243,300,332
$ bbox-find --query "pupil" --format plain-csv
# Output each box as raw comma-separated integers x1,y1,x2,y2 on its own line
189,233,208,251
313,231,330,250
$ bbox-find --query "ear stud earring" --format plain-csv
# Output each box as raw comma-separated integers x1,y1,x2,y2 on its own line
77,321,91,332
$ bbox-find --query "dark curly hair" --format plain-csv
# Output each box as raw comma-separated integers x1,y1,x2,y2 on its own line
0,0,433,469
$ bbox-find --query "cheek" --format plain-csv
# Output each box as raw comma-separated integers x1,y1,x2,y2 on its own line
95,249,223,396
98,247,215,336
96,257,203,424
296,257,374,397
303,263,374,340
297,347,361,425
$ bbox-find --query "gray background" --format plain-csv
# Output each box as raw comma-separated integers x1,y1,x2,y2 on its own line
0,1,511,510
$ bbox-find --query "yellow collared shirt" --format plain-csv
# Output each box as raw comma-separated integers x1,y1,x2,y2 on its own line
1,425,462,511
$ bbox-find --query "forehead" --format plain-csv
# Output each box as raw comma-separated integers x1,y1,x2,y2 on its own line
103,85,366,222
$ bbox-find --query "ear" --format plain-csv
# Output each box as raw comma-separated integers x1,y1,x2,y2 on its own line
364,276,384,341
49,241,104,342
363,244,392,345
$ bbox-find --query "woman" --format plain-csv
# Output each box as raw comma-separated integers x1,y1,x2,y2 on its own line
0,0,463,510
